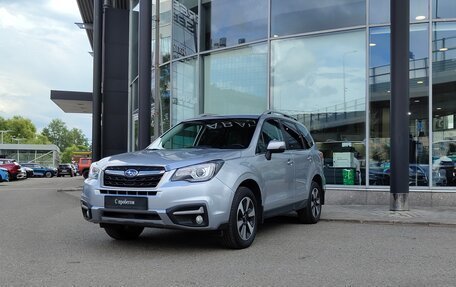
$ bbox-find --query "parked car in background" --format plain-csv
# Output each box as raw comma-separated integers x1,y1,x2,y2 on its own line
20,163,56,178
82,112,326,249
57,164,75,177
70,164,78,176
0,167,9,182
0,159,22,180
78,158,92,179
22,166,34,178
16,168,27,180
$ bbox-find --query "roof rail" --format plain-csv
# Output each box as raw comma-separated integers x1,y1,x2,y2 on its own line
197,113,218,117
261,110,297,120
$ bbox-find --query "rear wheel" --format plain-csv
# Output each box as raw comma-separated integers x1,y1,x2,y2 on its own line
103,224,144,240
82,170,89,179
45,171,52,178
221,186,258,249
297,181,322,224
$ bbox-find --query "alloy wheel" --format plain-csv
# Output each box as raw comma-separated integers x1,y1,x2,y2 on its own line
236,197,256,241
311,187,321,218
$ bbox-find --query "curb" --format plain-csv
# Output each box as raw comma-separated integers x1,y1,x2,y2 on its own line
321,218,456,227
57,188,83,192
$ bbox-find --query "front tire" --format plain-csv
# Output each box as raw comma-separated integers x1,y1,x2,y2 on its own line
221,186,258,249
103,224,144,240
297,181,322,224
45,171,52,178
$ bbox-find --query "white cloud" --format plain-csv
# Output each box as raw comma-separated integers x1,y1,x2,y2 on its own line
0,1,93,139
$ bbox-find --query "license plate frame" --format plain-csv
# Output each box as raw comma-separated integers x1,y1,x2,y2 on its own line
104,196,148,210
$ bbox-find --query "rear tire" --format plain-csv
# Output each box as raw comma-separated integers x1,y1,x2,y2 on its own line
103,224,144,240
297,181,322,224
221,186,258,249
82,170,89,179
45,171,52,178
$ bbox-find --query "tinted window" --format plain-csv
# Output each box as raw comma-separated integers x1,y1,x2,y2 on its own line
281,121,304,150
257,119,283,154
271,0,365,37
297,124,314,149
433,0,456,19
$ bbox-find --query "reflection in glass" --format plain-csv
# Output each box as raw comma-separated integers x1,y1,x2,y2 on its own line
172,57,199,125
433,0,456,19
410,0,429,22
369,25,430,186
201,0,268,51
160,64,171,132
369,0,389,24
204,44,268,115
271,30,366,185
158,0,171,63
271,0,365,37
129,0,139,80
432,22,456,187
172,0,198,59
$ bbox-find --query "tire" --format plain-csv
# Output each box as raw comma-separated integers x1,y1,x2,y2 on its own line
221,186,258,249
45,171,52,178
297,181,322,224
103,224,144,240
82,170,89,179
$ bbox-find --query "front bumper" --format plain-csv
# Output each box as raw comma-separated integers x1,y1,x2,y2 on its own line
81,173,234,231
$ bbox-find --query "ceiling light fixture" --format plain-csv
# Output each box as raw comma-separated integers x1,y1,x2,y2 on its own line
369,43,377,47
439,47,448,52
417,81,424,84
415,15,426,20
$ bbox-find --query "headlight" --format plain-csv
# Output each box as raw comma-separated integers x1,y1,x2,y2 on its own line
88,162,101,180
171,161,224,182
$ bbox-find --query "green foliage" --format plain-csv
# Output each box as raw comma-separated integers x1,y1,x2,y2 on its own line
61,144,89,163
42,119,89,151
0,116,50,144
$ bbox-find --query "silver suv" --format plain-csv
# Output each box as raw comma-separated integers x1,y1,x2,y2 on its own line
81,112,325,249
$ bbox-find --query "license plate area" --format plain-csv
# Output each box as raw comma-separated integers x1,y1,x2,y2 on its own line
104,196,148,210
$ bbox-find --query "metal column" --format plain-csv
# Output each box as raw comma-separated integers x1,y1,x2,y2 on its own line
390,0,410,210
138,0,152,149
92,0,103,161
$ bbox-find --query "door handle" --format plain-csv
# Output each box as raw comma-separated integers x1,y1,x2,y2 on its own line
287,159,294,165
307,156,313,161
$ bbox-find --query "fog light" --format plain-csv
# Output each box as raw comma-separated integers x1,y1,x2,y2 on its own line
195,215,204,225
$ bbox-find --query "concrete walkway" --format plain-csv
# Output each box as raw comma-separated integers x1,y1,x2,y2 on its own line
322,204,456,227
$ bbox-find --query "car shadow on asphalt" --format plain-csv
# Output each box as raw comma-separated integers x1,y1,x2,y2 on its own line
101,213,303,251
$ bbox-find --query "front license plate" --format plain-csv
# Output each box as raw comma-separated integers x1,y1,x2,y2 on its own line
104,196,148,210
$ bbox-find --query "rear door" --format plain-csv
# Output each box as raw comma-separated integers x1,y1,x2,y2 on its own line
280,120,312,203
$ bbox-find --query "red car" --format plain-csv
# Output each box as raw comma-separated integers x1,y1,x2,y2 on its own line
0,159,22,180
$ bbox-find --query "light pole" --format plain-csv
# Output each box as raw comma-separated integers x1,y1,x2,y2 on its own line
342,50,357,113
0,130,11,144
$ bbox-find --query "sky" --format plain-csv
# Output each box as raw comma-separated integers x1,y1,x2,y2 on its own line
0,0,93,141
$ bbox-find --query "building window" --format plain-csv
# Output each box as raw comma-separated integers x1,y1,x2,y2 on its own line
203,44,268,115
271,0,366,37
159,64,171,132
172,57,199,125
201,0,268,51
172,0,198,59
433,0,456,19
432,22,456,187
369,24,430,187
271,29,366,185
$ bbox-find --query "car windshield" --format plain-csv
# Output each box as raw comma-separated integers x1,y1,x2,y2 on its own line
148,119,258,150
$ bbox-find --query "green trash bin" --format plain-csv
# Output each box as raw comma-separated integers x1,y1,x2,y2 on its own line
342,169,355,185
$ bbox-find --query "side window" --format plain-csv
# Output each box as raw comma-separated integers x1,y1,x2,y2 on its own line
297,124,314,149
256,119,283,154
281,120,304,150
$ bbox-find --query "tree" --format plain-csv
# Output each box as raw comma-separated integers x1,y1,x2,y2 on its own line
42,119,89,151
61,144,89,163
0,116,44,144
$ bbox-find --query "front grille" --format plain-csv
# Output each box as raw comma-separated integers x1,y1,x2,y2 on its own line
100,190,157,196
103,166,165,188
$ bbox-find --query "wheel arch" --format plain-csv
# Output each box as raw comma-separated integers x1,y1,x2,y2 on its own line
312,174,325,205
238,179,263,223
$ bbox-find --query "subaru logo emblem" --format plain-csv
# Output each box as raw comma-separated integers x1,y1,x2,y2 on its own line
124,169,139,178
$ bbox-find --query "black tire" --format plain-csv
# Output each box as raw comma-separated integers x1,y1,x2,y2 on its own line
103,224,144,240
82,170,89,179
221,186,258,249
297,181,322,224
45,171,52,178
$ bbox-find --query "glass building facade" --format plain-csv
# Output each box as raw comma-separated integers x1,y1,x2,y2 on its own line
128,0,456,190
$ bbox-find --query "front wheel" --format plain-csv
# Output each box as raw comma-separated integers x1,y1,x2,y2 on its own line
45,171,52,178
103,224,144,240
221,186,258,249
297,181,322,224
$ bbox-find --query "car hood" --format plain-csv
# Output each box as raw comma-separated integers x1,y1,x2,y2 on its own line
97,148,242,171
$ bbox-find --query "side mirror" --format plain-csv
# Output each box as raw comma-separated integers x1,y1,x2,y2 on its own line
265,140,286,160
